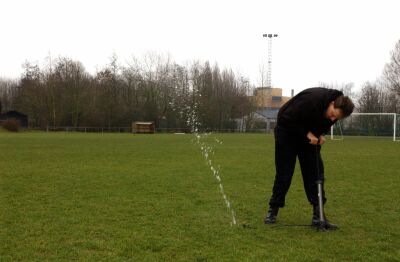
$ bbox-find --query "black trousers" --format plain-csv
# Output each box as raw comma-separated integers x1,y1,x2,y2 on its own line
268,126,326,208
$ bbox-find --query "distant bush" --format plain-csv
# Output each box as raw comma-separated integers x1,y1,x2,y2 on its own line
2,119,21,132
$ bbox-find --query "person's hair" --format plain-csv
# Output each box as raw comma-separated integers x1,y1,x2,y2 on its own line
334,95,354,117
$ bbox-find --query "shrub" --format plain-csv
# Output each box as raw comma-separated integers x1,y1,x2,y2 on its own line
2,119,21,132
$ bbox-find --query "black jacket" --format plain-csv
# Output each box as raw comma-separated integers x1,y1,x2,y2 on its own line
277,87,343,141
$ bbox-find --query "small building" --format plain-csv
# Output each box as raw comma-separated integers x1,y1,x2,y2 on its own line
254,108,280,131
132,121,155,134
248,87,293,131
252,87,291,109
0,110,28,128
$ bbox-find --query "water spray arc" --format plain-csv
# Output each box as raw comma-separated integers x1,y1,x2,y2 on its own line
194,133,237,226
187,89,237,226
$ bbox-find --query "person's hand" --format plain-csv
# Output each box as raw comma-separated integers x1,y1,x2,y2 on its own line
307,132,318,145
318,135,326,145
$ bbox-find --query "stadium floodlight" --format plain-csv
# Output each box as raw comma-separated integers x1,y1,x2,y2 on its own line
262,33,278,88
330,113,399,142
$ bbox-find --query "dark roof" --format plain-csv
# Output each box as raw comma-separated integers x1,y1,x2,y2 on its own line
0,111,27,120
255,108,279,119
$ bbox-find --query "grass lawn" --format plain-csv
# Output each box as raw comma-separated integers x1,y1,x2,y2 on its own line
1,132,399,261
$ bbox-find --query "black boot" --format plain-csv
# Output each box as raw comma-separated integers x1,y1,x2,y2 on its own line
312,205,338,230
264,207,279,224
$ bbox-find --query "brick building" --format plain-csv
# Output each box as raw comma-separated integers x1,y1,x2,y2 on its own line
251,87,292,131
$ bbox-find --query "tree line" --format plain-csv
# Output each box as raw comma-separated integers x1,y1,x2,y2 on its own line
357,39,400,113
0,53,253,131
321,40,400,136
1,40,399,131
320,40,400,114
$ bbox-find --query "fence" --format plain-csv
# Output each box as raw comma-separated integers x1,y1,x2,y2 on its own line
27,126,275,134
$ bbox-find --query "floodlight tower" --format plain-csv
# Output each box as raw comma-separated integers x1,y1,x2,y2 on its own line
262,33,278,88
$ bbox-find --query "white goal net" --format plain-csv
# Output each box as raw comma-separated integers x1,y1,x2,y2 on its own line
330,113,400,141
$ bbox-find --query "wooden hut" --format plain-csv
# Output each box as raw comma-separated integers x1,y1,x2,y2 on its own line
0,110,28,128
132,121,155,134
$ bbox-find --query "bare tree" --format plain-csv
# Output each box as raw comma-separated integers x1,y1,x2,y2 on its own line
319,81,355,99
383,40,400,97
14,62,50,128
42,55,61,128
95,56,121,127
357,82,395,113
121,60,142,125
0,78,19,113
52,57,91,127
258,62,267,88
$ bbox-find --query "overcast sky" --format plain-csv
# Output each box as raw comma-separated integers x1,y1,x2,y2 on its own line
1,0,399,96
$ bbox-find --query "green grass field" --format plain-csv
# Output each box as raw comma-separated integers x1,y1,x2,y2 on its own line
1,132,399,261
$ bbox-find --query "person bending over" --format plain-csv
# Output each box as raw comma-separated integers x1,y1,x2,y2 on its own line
264,87,354,230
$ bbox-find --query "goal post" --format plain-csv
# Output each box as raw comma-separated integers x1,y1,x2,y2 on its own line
330,113,399,141
330,120,343,140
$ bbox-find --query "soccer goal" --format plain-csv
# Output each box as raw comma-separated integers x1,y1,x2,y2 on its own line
330,113,400,141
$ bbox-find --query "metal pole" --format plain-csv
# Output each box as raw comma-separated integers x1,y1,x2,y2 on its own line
315,145,326,231
394,113,396,142
262,34,278,88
